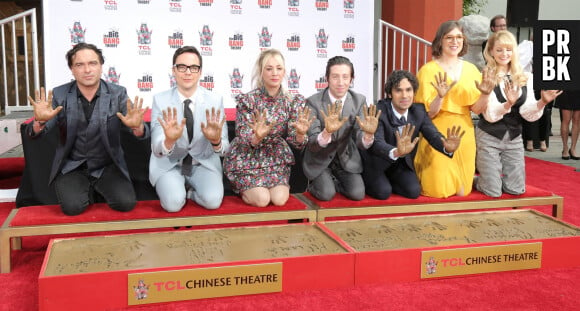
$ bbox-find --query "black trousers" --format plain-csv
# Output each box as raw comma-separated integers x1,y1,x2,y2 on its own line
53,164,136,216
362,160,421,200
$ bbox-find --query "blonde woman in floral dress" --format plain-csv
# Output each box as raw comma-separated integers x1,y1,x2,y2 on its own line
224,49,313,207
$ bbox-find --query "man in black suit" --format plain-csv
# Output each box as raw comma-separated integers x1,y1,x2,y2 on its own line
361,70,464,199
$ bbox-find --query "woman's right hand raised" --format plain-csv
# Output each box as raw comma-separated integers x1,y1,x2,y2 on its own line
430,72,457,98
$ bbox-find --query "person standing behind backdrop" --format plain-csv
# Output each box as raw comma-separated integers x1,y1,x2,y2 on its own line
149,46,230,212
476,30,562,197
482,15,507,54
414,20,495,198
223,49,314,207
555,90,580,160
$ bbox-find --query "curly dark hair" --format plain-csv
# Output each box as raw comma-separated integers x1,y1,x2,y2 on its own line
384,70,419,98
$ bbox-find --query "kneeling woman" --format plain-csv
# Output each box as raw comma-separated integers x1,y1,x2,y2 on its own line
476,30,562,197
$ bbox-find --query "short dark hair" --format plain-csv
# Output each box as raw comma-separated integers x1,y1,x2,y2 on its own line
431,20,468,58
172,46,203,68
384,70,419,98
490,15,507,29
66,43,104,68
325,55,354,80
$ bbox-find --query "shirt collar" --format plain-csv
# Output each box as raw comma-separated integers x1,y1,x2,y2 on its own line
178,89,197,105
328,91,347,105
390,101,408,120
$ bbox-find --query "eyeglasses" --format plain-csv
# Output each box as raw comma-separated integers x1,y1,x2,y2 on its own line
444,35,464,42
174,64,201,73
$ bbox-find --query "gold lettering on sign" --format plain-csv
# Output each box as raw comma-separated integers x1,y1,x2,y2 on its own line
128,263,283,305
421,243,542,278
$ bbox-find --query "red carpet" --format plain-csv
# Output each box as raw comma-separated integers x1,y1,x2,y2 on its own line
0,157,579,311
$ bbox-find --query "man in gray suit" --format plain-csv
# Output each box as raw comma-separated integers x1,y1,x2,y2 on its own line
27,43,149,216
303,56,380,201
149,46,229,212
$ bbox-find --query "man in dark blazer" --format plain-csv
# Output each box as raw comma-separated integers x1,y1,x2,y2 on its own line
27,43,149,215
361,70,464,200
303,56,380,201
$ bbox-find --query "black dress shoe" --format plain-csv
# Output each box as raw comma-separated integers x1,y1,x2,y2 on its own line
570,149,580,160
562,156,570,160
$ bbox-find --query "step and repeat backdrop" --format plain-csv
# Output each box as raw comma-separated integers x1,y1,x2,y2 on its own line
43,0,374,109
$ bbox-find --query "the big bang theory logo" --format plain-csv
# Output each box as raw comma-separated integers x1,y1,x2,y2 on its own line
258,0,272,9
168,30,184,49
315,0,328,11
103,29,120,48
315,75,328,92
287,34,301,52
198,0,213,6
200,74,215,91
229,33,244,50
137,73,154,92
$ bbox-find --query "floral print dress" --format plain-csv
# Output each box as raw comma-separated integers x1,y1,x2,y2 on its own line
224,88,307,193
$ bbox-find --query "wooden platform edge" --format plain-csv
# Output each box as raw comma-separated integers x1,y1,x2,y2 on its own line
315,194,564,221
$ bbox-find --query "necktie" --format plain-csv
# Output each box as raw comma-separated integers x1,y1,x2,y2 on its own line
400,116,406,124
332,99,343,139
182,99,193,176
183,99,194,143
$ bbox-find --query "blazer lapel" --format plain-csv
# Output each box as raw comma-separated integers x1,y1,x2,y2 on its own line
194,90,208,143
97,82,112,147
65,85,80,144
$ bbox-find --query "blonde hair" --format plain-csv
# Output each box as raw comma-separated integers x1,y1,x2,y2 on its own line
483,30,527,86
252,49,289,97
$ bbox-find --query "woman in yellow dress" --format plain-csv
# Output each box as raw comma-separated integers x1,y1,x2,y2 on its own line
414,20,494,198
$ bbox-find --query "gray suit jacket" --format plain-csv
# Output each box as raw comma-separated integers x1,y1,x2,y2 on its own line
28,80,150,184
149,86,229,186
302,88,368,180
